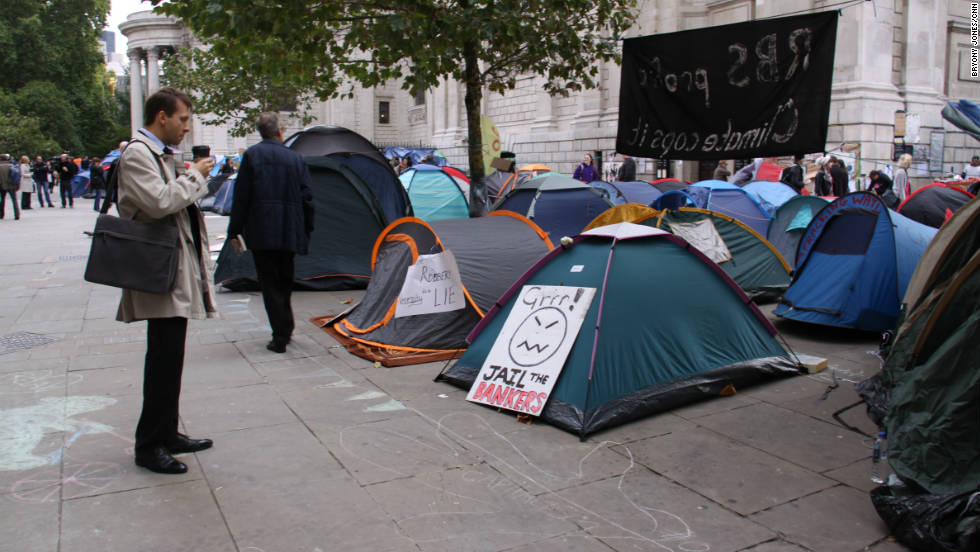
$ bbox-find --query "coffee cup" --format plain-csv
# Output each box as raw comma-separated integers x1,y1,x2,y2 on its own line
191,145,210,160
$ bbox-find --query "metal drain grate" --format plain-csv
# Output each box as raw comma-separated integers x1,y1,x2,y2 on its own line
57,255,88,262
0,332,60,355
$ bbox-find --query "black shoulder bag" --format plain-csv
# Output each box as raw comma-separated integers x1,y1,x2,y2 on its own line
84,142,180,294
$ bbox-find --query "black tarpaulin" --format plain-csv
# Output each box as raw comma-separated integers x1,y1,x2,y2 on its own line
616,11,837,160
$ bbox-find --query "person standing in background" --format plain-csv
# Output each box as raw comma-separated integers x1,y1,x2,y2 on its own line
828,156,849,197
573,153,600,183
33,156,53,207
89,157,106,211
712,160,731,182
616,154,636,181
962,156,979,179
893,153,912,203
779,155,805,193
19,156,34,210
0,154,19,220
57,153,76,208
227,112,315,354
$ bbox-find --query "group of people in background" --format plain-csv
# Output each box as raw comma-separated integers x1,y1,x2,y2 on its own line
573,152,635,183
0,151,115,219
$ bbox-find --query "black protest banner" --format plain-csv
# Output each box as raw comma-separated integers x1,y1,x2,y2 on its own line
616,11,838,160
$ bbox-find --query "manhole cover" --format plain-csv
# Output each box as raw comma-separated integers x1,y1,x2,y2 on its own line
0,333,60,355
57,255,88,262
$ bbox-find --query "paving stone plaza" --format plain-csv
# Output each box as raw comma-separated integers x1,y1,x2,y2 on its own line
0,205,918,551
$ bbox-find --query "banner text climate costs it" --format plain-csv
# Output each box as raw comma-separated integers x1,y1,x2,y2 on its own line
616,11,838,161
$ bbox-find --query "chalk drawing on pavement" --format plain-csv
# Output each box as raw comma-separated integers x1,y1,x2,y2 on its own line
0,396,116,471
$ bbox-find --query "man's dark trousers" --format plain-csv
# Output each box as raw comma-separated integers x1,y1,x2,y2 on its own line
252,250,295,344
135,317,187,452
60,182,73,207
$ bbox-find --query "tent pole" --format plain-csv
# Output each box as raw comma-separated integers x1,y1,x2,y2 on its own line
580,238,618,441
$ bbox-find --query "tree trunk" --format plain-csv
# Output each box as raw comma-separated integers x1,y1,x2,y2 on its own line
462,39,488,217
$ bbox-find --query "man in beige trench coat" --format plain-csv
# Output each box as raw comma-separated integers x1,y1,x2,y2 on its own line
116,87,216,474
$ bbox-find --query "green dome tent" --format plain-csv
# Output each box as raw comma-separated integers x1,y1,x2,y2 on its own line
437,222,802,438
857,198,979,551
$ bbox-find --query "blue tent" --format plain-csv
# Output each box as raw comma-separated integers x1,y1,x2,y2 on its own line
653,180,771,236
775,192,938,331
589,180,663,206
382,146,448,166
400,164,469,221
494,173,615,241
742,181,798,216
206,173,236,215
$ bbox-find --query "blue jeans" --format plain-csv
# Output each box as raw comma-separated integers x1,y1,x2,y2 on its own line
92,188,104,211
35,179,53,206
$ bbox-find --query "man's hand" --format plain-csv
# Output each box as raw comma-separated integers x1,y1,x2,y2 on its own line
230,236,246,254
191,157,214,177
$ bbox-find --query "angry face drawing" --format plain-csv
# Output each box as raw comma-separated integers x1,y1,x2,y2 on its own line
507,307,568,366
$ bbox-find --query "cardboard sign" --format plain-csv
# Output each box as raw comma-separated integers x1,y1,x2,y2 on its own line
466,285,596,416
668,219,733,264
394,251,466,318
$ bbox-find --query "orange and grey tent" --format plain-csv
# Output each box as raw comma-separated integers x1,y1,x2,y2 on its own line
315,212,553,366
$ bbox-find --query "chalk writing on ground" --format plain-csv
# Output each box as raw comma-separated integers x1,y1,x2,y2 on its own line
0,396,116,471
337,410,707,551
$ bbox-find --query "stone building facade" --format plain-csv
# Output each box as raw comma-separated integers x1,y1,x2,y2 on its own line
122,0,979,185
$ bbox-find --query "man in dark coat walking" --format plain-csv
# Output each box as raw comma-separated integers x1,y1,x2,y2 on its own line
616,154,636,181
228,112,315,353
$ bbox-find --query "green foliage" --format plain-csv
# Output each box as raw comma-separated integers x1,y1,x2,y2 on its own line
157,0,637,212
164,47,316,137
0,0,123,155
0,111,61,157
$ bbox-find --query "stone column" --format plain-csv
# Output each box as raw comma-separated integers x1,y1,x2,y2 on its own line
900,0,947,186
531,77,558,132
146,47,161,95
128,50,143,136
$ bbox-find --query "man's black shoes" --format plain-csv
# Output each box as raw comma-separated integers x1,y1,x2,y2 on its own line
135,446,188,474
266,340,287,353
166,433,213,454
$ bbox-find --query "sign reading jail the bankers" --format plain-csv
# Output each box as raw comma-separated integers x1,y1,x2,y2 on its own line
616,10,838,160
466,285,596,416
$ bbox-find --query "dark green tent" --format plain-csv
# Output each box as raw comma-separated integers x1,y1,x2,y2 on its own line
857,197,979,551
214,154,412,291
645,208,792,302
437,222,801,438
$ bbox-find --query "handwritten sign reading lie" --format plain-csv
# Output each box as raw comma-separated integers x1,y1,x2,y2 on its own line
395,250,466,318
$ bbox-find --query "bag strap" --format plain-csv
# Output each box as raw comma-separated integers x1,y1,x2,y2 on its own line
100,140,169,215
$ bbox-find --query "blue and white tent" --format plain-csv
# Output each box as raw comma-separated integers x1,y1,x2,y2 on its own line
743,180,798,216
774,192,938,331
399,164,469,221
653,180,771,236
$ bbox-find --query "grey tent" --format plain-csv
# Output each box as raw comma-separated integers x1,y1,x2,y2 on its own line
315,212,553,366
766,195,829,269
214,127,412,291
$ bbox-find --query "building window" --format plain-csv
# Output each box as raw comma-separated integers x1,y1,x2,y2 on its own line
378,101,390,124
414,90,425,106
